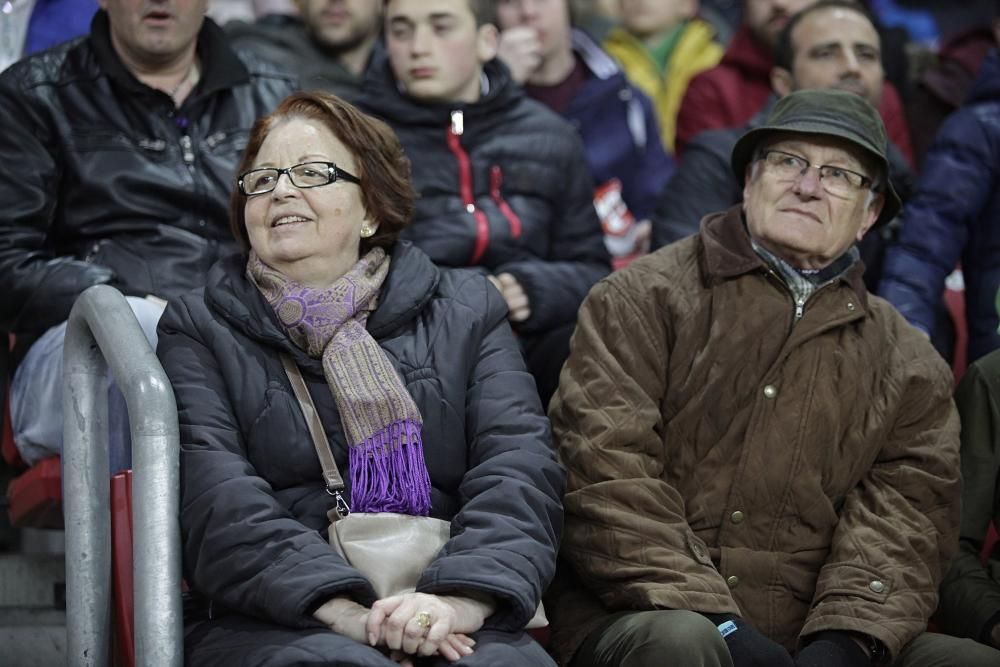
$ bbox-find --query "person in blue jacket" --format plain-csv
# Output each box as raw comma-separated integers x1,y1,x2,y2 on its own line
879,40,1000,363
495,0,674,263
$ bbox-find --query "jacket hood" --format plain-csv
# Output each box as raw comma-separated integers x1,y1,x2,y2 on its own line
572,28,623,80
360,53,521,130
205,241,441,361
966,49,1000,104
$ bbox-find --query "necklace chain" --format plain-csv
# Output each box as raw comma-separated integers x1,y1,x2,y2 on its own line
167,61,198,101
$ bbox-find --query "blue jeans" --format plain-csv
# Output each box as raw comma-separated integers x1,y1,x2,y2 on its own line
10,296,165,473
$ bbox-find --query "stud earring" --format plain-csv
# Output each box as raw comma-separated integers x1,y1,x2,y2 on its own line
360,225,375,238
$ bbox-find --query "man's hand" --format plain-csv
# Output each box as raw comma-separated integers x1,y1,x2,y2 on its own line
367,592,488,660
487,273,531,322
795,631,873,667
704,613,795,667
496,27,542,84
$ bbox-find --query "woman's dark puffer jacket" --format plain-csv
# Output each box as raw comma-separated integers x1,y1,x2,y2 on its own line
358,57,610,336
157,241,565,632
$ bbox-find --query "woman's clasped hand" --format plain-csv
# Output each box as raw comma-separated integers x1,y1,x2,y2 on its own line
314,592,495,664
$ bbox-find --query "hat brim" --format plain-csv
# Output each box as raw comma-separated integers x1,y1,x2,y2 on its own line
731,124,902,228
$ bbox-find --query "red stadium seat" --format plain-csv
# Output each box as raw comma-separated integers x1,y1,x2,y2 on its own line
6,456,62,528
111,470,135,667
4,393,64,529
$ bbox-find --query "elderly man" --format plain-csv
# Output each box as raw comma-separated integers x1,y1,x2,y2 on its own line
0,0,296,470
226,0,381,101
650,0,914,295
549,89,1000,667
674,0,912,165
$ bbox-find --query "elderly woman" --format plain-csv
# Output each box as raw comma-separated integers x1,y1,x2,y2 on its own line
156,91,563,667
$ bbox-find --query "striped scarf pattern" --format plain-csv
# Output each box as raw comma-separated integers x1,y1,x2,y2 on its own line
247,248,431,516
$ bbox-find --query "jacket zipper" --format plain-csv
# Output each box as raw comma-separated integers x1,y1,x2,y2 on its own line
766,269,838,323
445,110,490,264
489,165,522,239
180,134,195,166
794,295,806,321
764,269,807,324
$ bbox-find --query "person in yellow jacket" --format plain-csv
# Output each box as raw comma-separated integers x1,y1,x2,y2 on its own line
604,0,723,153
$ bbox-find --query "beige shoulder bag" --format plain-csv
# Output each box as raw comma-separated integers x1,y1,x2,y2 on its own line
280,354,547,628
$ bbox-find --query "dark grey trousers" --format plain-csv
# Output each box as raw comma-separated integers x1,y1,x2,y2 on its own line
184,613,556,667
570,609,1000,667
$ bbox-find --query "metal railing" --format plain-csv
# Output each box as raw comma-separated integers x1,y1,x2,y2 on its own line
62,285,182,666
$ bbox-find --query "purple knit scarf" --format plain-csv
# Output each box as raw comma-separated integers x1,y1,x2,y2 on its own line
247,248,431,516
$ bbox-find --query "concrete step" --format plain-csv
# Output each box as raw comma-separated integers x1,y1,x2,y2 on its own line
0,529,67,665
0,551,65,610
0,608,66,666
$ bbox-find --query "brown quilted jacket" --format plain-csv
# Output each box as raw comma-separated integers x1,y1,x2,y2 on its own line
548,207,960,663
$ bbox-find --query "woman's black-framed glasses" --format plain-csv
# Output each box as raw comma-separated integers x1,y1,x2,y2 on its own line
238,161,361,196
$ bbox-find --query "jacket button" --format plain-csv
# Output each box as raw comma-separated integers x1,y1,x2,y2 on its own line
869,580,885,593
727,575,739,589
466,204,476,213
730,510,745,524
763,385,777,398
847,301,856,311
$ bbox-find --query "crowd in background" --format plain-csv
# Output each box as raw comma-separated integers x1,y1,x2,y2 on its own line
3,1,999,361
2,0,1000,665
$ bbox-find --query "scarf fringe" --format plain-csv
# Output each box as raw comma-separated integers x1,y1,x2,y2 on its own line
349,418,431,515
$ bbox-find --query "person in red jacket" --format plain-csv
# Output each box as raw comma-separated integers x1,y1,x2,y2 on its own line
674,0,913,165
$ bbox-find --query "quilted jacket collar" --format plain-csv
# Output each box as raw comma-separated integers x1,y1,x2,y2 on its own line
698,206,869,307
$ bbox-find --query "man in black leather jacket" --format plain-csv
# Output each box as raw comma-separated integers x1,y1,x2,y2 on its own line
0,1,297,469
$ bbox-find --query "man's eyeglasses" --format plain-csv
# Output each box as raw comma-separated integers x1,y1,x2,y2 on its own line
758,150,874,198
238,161,361,196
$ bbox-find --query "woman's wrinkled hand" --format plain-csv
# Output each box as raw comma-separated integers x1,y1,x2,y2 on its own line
312,596,371,645
367,592,493,660
388,636,476,664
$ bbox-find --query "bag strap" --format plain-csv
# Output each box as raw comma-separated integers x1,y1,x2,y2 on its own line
279,353,350,519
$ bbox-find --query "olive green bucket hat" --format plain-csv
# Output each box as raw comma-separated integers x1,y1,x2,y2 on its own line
730,89,902,228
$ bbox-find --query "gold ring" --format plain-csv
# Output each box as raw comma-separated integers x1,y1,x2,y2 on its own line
415,610,432,629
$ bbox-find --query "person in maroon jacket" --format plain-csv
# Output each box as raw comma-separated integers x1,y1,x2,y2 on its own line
674,0,913,165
